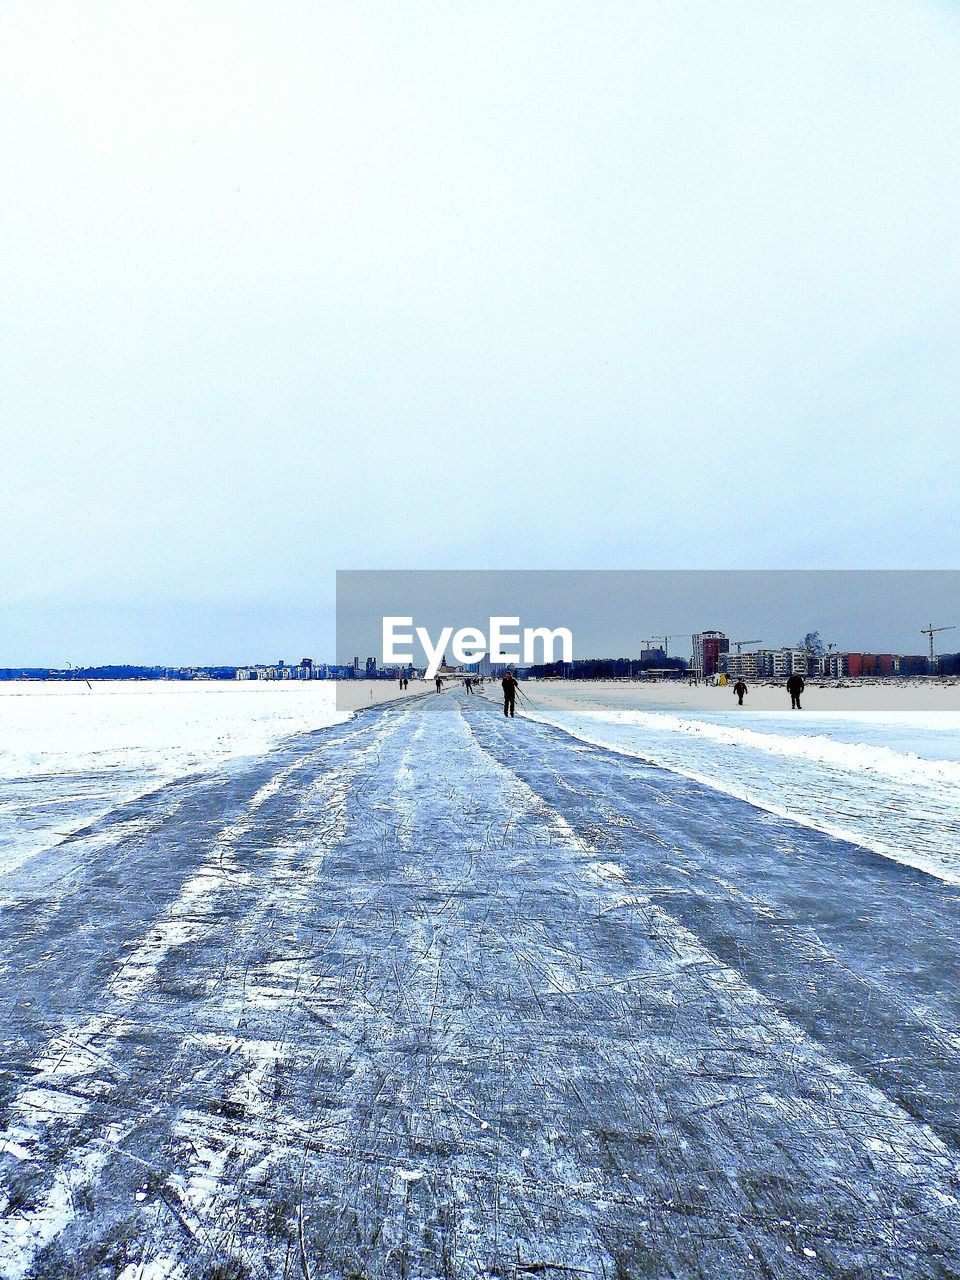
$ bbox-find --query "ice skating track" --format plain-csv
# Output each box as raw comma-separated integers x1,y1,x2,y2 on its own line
0,692,958,1279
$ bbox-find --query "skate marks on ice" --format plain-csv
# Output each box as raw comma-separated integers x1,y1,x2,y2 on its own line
0,695,956,1277
467,703,960,1149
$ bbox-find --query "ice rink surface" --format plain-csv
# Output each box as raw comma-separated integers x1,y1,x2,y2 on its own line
0,683,957,1278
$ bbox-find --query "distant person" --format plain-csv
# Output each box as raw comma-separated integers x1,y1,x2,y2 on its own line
787,672,805,709
733,678,747,706
435,674,444,693
464,677,474,694
502,670,518,718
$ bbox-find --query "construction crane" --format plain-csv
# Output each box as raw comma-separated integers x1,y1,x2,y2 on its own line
655,634,692,656
921,621,956,662
731,639,761,654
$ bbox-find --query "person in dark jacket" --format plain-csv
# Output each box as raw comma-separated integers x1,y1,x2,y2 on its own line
502,670,518,718
786,672,805,709
733,678,748,706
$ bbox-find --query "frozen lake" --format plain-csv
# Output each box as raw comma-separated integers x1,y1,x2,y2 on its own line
521,681,960,884
0,682,957,1278
0,680,412,878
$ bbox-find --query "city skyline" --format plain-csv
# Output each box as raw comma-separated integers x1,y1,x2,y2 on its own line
3,624,952,681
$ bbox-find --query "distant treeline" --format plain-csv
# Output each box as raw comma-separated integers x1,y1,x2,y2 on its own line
0,666,238,681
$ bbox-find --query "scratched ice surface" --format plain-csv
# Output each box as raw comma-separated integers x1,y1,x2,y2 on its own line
523,685,960,885
0,689,957,1279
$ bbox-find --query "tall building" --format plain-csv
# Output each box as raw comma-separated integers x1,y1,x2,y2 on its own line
767,648,809,678
692,630,729,679
723,650,761,680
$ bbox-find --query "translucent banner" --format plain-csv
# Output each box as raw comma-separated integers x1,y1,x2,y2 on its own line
334,570,960,711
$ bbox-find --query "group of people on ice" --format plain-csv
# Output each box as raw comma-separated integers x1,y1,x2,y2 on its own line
732,673,805,708
434,674,483,695
416,668,808,717
429,669,522,717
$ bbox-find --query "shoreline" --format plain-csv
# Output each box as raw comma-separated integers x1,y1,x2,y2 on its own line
521,677,960,714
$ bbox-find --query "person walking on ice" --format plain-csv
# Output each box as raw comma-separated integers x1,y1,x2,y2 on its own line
502,669,519,718
733,677,748,706
787,671,805,709
435,674,444,693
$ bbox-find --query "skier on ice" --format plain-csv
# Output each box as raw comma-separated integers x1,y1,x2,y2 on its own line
502,670,519,718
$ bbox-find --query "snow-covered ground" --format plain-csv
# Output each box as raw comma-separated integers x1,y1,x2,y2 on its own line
0,680,417,876
515,680,960,884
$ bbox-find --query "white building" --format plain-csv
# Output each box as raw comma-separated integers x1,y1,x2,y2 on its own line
723,651,761,680
724,647,811,680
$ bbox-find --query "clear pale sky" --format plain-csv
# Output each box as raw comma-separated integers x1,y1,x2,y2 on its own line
2,2,959,663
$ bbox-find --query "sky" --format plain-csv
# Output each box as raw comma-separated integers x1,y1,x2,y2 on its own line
2,1,959,663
